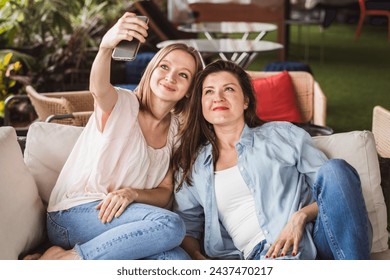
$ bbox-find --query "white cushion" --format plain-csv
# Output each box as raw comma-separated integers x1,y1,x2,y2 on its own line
24,122,83,206
0,126,45,259
313,130,388,253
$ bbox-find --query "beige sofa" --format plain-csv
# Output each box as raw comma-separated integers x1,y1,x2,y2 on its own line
0,120,389,259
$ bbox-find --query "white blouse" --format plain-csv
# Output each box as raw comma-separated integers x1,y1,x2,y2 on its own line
48,88,178,212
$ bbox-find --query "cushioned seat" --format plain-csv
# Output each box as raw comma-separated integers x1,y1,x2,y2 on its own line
2,121,388,259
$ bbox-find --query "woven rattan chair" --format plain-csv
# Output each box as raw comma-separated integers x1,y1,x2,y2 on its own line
25,85,94,126
372,105,390,158
247,71,327,127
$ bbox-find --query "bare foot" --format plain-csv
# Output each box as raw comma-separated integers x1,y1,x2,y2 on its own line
38,246,82,260
23,253,42,260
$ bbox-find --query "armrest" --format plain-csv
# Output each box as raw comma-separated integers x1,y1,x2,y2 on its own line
46,111,92,127
372,106,390,234
313,81,327,127
45,114,75,123
373,106,390,158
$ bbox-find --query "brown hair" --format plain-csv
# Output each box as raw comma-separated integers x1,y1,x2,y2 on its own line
173,60,263,191
136,43,204,116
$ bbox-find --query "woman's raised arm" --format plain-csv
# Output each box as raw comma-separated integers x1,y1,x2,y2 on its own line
90,12,148,113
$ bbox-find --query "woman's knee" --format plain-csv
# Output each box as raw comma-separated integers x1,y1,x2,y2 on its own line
321,158,348,171
318,159,359,181
164,211,186,238
132,204,186,245
313,159,361,197
163,212,186,248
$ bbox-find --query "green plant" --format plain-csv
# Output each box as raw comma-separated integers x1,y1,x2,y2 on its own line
0,51,22,117
0,0,75,47
0,0,132,91
36,0,127,90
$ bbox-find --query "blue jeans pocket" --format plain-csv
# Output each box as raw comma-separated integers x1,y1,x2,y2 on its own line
47,212,71,249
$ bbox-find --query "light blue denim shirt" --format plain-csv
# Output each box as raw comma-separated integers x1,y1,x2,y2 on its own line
174,122,328,260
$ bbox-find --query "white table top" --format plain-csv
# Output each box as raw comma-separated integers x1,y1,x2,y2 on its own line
178,22,277,33
157,38,283,53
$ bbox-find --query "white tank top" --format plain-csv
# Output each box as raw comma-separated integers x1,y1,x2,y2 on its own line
214,165,265,258
48,88,179,212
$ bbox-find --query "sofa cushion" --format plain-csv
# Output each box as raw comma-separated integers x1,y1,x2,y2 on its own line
0,126,45,259
313,130,388,253
24,122,84,206
252,71,303,123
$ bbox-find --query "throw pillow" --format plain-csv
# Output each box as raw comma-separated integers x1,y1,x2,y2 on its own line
313,131,388,253
24,122,84,206
0,127,45,259
252,71,303,123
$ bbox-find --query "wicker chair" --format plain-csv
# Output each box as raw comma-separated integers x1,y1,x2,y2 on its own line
247,71,327,127
25,85,94,126
372,105,390,158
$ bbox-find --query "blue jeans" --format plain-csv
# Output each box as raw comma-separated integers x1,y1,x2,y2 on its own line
248,159,372,260
47,201,191,260
247,240,301,260
312,159,372,260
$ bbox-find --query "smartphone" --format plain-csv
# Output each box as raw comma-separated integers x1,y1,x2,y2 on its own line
112,16,149,61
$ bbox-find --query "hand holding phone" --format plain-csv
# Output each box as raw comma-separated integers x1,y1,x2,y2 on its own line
112,16,149,61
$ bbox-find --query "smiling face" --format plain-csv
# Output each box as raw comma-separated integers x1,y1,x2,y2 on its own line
201,71,248,128
150,49,196,105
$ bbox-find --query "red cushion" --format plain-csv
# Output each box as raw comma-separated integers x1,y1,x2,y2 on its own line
252,71,303,123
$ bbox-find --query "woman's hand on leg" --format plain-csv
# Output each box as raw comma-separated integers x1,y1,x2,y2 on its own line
96,188,139,223
265,211,307,258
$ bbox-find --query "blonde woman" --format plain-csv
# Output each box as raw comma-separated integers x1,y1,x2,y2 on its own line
32,13,203,260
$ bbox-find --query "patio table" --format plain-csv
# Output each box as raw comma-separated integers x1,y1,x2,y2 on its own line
178,21,278,62
156,38,283,68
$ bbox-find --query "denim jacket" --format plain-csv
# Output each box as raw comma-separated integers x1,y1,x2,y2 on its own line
174,122,328,259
